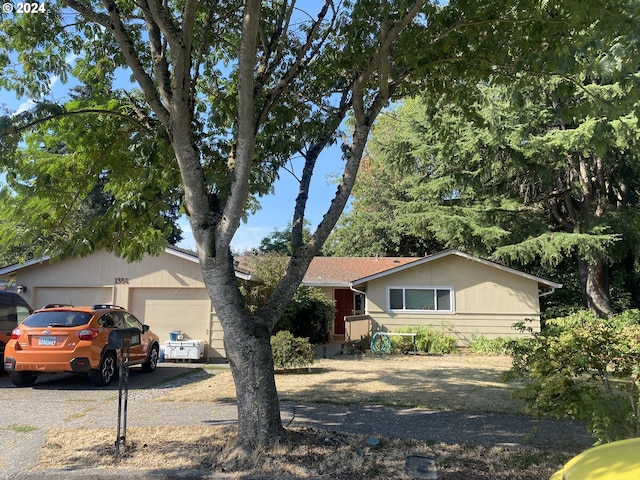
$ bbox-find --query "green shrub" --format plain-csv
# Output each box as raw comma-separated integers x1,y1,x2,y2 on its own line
277,285,333,344
543,309,640,334
607,309,640,328
271,331,315,370
542,309,599,336
390,326,458,354
467,334,521,355
504,309,640,443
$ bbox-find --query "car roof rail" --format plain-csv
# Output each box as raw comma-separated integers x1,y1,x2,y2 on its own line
42,303,74,309
92,304,125,310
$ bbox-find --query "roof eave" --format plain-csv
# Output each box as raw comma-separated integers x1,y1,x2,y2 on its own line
302,280,351,288
0,256,51,277
351,249,562,289
0,247,252,280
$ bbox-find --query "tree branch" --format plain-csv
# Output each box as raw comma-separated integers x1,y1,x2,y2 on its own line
215,0,261,252
356,0,428,92
291,90,351,252
63,0,171,126
256,1,334,129
139,0,182,49
191,5,217,113
1,108,155,138
138,2,173,107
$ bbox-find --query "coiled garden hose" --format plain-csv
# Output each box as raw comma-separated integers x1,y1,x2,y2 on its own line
370,332,392,354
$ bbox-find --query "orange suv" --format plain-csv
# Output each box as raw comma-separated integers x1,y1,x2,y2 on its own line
4,304,160,387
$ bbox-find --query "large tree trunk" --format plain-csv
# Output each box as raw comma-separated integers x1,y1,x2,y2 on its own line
201,253,284,452
223,314,283,451
579,257,611,318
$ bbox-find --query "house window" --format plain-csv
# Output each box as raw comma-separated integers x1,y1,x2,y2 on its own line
388,287,453,312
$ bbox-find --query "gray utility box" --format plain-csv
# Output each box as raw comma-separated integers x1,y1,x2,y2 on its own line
163,340,204,360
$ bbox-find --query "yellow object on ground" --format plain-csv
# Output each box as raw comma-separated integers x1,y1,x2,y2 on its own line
550,437,640,480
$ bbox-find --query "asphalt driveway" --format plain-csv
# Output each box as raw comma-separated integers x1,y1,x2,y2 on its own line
0,363,210,477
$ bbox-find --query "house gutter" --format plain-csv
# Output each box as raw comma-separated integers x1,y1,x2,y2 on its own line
538,287,556,298
349,284,367,297
347,284,369,344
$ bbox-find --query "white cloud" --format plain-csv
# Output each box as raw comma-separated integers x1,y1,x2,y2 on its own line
48,74,60,91
11,74,59,116
65,52,79,65
12,99,35,116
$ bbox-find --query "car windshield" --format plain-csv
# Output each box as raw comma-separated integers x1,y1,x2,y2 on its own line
22,311,92,327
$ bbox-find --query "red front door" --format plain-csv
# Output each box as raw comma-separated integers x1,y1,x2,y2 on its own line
334,289,354,336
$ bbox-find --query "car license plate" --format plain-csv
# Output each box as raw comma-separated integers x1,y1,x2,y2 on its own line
38,337,56,346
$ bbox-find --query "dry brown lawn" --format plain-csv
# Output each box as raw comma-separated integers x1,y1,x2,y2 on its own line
39,353,574,479
41,425,568,479
163,354,523,413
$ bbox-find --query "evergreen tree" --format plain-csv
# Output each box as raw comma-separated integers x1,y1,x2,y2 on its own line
325,154,444,257
355,72,640,316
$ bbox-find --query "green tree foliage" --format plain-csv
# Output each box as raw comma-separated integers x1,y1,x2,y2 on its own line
504,310,640,443
0,91,182,263
239,253,333,344
254,222,313,255
325,154,445,256
277,286,333,344
347,62,640,316
238,253,289,316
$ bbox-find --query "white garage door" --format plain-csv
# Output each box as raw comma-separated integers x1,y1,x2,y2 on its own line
129,288,212,347
33,287,114,309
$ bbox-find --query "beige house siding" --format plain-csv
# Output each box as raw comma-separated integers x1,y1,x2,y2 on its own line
209,312,225,359
127,287,223,359
361,255,541,339
2,249,556,359
317,287,334,301
33,286,114,308
6,250,225,360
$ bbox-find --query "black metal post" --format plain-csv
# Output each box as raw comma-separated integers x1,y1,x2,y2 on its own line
109,328,140,456
115,346,130,455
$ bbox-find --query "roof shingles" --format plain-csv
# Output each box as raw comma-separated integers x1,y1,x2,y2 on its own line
303,257,419,286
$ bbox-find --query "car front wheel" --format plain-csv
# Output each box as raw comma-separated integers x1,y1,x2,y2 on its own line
10,371,38,387
90,352,116,387
142,344,159,373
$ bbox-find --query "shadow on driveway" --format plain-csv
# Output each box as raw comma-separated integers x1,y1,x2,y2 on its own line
0,362,211,391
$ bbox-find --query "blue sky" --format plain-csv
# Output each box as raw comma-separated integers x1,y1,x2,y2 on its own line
2,69,346,253
222,155,344,253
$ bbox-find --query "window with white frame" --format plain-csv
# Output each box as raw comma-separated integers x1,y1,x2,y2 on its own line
387,286,453,312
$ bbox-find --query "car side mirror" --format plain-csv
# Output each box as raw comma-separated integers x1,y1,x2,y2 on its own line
142,325,149,333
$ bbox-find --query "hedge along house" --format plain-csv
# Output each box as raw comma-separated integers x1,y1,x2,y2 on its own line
0,247,253,361
302,250,562,343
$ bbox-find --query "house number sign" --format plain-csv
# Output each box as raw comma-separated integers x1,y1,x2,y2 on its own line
114,277,130,285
